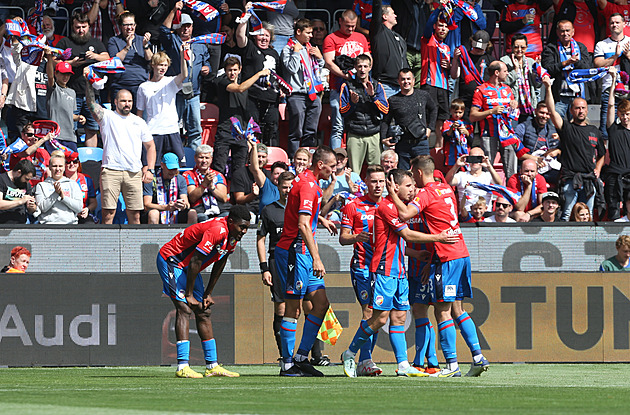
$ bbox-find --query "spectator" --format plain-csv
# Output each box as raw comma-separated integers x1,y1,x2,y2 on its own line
600,234,630,271
34,152,83,224
530,191,561,222
615,194,630,222
320,147,362,221
127,0,173,46
541,20,592,119
161,8,211,151
0,56,7,134
500,34,546,122
64,151,97,224
458,30,493,120
45,56,84,153
380,68,436,170
499,0,552,59
446,147,503,213
219,21,243,66
7,125,52,187
323,9,371,150
310,19,328,49
594,13,630,140
236,6,281,147
604,68,630,220
426,0,486,56
5,27,38,133
420,18,460,148
290,147,312,175
107,11,153,111
598,0,630,37
549,0,600,53
143,152,193,224
353,0,390,37
191,0,231,79
268,0,300,53
83,68,157,225
506,158,548,221
247,137,288,212
183,144,229,222
137,49,189,168
56,12,110,148
211,57,269,175
570,201,593,221
543,76,605,221
340,54,389,173
0,159,37,224
459,197,487,223
380,148,398,173
484,196,516,222
442,99,473,169
42,15,64,47
1,246,31,273
281,19,325,158
230,141,266,221
82,0,125,43
390,0,433,87
370,0,408,98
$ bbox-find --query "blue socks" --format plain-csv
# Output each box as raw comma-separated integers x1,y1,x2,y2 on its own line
438,319,458,364
426,322,439,367
280,318,297,363
456,312,482,355
349,320,375,354
358,320,374,362
176,340,190,365
296,314,323,358
413,318,430,366
201,338,217,364
389,325,408,364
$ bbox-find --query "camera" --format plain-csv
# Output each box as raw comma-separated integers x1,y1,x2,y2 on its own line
467,155,483,164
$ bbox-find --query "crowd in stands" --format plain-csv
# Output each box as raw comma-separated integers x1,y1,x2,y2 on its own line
3,0,630,226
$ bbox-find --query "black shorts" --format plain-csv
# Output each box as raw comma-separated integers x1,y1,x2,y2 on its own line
268,257,284,303
421,84,450,121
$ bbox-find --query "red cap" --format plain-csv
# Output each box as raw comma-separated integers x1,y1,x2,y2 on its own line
55,61,74,74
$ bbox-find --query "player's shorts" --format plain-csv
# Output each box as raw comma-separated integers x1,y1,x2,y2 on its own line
409,275,434,305
421,84,450,121
275,245,325,300
430,256,472,303
351,266,373,305
268,257,284,303
371,272,410,311
156,254,204,303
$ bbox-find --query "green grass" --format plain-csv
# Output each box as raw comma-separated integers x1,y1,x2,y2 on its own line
1,364,629,414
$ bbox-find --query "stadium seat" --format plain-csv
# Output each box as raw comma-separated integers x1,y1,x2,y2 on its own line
266,146,289,167
200,102,219,147
183,147,196,169
77,147,103,163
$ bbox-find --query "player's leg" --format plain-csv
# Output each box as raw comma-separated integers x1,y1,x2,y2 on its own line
434,301,460,377
301,299,328,366
342,308,388,377
195,307,239,377
409,275,439,372
293,286,328,377
352,267,381,376
390,278,426,377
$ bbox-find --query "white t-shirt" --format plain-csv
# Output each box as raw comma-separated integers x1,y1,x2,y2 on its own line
99,108,153,172
136,76,182,135
454,170,495,212
484,215,516,223
594,36,630,90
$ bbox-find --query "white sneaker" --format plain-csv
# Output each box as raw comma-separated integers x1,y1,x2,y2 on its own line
357,359,382,376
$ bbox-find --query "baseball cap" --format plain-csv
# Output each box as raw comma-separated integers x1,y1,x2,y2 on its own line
334,147,347,158
55,61,74,74
541,192,560,203
173,13,194,29
256,143,268,154
162,153,180,170
472,30,490,50
65,151,80,163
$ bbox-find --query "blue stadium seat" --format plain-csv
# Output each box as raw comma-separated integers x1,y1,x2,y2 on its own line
184,147,196,169
77,147,103,163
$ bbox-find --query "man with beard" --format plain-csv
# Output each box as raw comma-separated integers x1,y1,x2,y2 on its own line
0,159,37,224
83,68,156,225
56,12,110,148
42,15,65,47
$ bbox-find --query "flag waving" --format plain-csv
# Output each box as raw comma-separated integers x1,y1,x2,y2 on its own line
183,0,219,22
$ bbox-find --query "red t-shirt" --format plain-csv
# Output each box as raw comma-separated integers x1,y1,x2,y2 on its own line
503,3,544,58
159,217,238,270
506,173,548,212
602,3,630,38
10,148,50,187
370,195,408,278
322,30,370,90
570,1,596,52
410,181,469,262
341,194,378,269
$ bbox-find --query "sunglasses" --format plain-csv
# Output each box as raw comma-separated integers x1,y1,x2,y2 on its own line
496,202,511,208
68,159,80,164
24,132,35,137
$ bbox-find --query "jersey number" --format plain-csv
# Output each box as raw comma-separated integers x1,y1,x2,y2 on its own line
444,197,458,227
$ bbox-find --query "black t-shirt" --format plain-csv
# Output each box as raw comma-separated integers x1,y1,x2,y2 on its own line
216,74,249,128
100,5,116,43
34,60,48,120
56,37,108,96
558,120,605,178
458,52,492,109
257,200,285,258
0,172,32,224
230,166,260,216
606,123,630,171
241,41,280,103
220,44,244,67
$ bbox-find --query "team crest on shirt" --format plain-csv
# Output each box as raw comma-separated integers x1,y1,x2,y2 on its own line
375,295,384,306
178,289,185,299
296,281,303,290
529,8,535,15
360,290,368,301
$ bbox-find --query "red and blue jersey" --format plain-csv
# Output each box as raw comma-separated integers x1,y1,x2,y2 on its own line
74,172,96,208
420,34,451,90
276,169,322,254
341,195,378,269
406,214,433,279
353,0,391,30
442,119,473,167
502,3,544,58
472,81,514,138
159,217,238,271
370,196,408,278
410,182,469,262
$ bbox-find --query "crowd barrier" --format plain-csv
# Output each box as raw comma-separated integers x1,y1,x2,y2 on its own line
1,271,629,366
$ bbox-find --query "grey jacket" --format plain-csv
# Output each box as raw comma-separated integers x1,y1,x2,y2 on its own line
35,177,83,224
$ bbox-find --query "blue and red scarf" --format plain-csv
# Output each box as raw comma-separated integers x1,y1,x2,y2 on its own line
458,46,484,85
188,33,227,45
558,39,585,98
286,37,323,100
567,67,609,84
156,173,179,224
231,117,261,142
497,107,529,158
87,57,126,90
183,0,219,22
238,1,286,35
468,182,521,206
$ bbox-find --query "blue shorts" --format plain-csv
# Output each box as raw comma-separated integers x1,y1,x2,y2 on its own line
156,254,204,303
371,273,410,311
351,266,373,305
409,275,434,305
75,94,100,132
275,245,325,300
430,256,472,303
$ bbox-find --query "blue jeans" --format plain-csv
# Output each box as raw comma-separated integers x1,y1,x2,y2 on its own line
176,94,202,150
554,96,575,120
381,83,400,100
272,35,290,55
599,88,618,140
329,88,343,150
396,137,429,171
561,178,594,221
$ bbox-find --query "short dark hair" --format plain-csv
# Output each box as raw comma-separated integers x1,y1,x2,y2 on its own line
410,155,435,175
13,159,36,177
312,145,335,165
294,18,311,35
355,54,372,65
271,161,288,172
487,61,502,76
224,56,241,69
398,68,413,77
450,98,465,111
228,204,252,223
388,168,412,185
365,164,385,179
536,102,548,110
511,33,528,47
117,11,135,27
278,171,295,184
610,12,624,22
71,11,89,24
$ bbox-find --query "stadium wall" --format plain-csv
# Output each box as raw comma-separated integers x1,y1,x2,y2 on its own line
1,272,629,366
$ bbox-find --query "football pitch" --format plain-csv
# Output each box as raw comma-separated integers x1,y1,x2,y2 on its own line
1,364,630,414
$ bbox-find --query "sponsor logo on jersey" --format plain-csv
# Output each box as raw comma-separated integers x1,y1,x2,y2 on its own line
303,199,313,210
444,285,457,296
360,214,374,220
375,295,384,306
435,188,452,196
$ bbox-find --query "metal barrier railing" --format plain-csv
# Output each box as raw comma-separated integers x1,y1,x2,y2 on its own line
298,8,331,32
0,6,25,20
